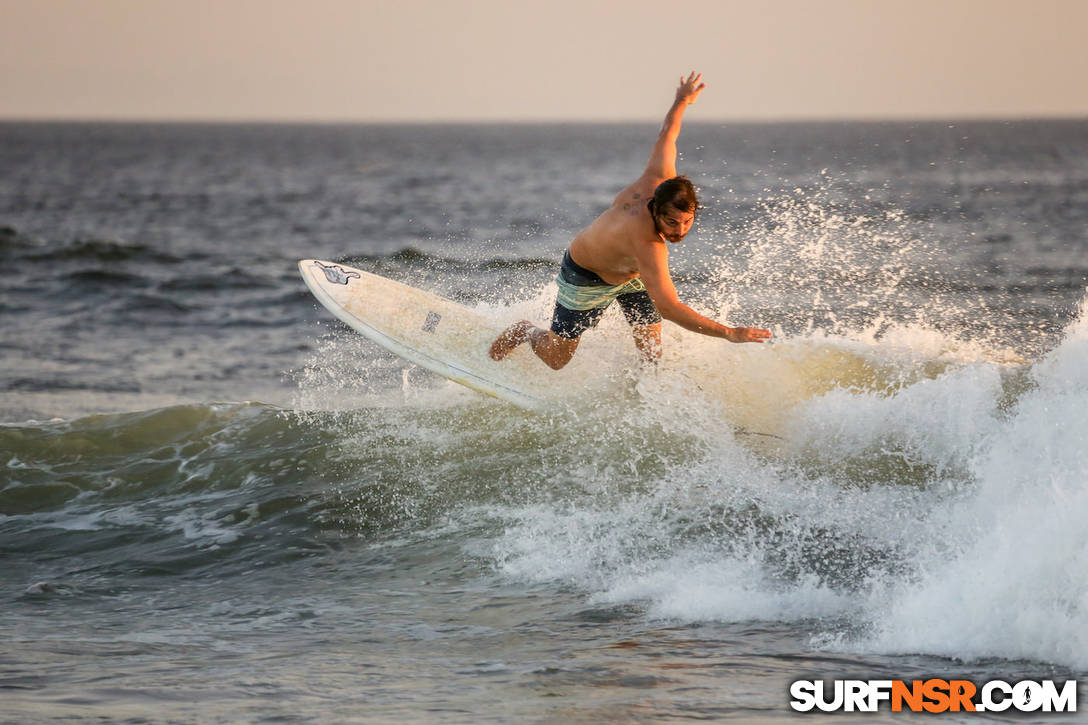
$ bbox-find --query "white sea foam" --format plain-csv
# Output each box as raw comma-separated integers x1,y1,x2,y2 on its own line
164,507,243,547
487,297,1087,668
866,296,1088,666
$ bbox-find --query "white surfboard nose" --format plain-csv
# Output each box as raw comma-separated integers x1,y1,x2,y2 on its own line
298,257,547,411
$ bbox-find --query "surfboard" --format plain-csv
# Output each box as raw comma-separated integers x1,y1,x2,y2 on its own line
298,259,550,411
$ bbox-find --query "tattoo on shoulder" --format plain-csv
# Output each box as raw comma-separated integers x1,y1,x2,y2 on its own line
623,202,631,210
632,193,641,199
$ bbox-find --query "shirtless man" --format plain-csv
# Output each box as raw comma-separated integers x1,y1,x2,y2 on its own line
489,72,771,370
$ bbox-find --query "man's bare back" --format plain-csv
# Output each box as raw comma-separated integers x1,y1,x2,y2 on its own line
567,178,664,285
490,72,771,371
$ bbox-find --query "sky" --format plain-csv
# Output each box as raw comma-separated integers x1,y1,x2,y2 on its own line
2,0,1087,122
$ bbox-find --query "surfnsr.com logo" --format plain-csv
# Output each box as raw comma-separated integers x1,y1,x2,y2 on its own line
789,679,1077,713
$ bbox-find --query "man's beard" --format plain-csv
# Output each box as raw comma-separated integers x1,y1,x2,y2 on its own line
653,215,687,242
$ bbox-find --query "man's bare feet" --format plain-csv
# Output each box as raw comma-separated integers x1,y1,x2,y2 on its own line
489,320,535,360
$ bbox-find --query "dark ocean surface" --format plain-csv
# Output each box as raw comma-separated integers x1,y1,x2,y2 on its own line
2,120,1087,722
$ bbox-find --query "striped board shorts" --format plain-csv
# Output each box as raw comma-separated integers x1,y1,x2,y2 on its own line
550,250,661,339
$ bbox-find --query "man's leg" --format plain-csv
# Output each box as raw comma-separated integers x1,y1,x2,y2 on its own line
618,290,663,363
529,327,580,370
489,321,580,370
489,320,534,361
630,322,662,363
490,300,605,370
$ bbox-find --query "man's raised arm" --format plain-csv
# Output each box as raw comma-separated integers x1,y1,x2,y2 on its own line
643,72,706,180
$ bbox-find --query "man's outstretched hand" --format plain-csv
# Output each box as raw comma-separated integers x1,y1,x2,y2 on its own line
726,326,773,344
675,72,706,106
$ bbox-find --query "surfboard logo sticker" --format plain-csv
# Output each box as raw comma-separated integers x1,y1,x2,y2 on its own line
313,261,361,285
422,311,441,332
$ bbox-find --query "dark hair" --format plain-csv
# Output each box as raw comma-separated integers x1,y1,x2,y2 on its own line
648,176,699,216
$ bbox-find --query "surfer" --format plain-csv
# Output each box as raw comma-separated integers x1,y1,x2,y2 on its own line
489,72,772,370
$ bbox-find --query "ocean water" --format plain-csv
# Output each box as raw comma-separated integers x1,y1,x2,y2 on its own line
2,120,1087,723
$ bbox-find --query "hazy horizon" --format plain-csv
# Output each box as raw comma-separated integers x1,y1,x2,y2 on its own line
3,0,1087,123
